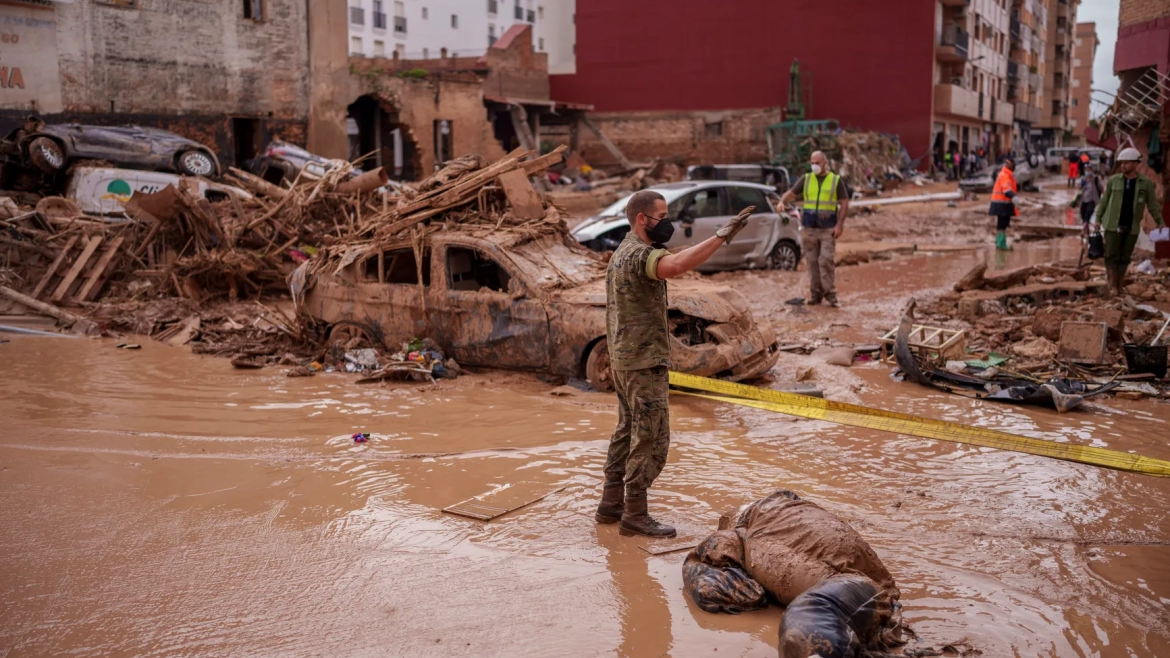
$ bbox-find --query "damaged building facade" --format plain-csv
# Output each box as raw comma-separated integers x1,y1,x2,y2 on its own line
0,0,354,169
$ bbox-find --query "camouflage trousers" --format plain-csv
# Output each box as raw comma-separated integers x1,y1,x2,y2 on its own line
603,365,670,490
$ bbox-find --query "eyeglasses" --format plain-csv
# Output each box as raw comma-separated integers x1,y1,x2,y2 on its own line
643,214,669,223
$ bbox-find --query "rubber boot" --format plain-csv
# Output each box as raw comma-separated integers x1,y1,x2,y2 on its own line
619,488,676,538
995,232,1010,251
594,478,625,524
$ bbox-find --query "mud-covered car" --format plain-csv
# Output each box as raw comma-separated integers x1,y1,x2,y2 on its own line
3,117,219,178
296,230,780,391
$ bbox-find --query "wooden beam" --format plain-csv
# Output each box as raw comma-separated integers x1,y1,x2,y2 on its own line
29,234,78,300
521,144,568,175
75,235,125,302
0,234,57,259
497,169,544,220
510,104,536,153
52,235,102,303
581,116,632,170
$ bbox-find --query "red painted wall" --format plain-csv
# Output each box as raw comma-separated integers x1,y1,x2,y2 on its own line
551,0,938,160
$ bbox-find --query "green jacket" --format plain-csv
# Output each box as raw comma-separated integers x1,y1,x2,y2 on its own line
1094,173,1165,235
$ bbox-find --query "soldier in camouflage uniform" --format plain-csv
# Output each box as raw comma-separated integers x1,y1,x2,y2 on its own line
596,189,755,538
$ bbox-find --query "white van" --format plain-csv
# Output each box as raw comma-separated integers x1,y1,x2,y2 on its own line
1045,146,1110,172
64,166,252,216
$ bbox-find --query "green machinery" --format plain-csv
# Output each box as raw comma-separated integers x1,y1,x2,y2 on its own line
766,60,841,169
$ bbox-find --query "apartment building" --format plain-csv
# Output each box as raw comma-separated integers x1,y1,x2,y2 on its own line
1069,22,1098,143
347,0,575,73
932,0,1015,160
1007,0,1047,152
1036,0,1079,148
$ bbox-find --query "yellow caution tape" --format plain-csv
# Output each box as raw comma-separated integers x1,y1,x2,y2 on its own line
669,371,1170,478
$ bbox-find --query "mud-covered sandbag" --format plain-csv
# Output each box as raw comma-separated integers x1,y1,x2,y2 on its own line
682,529,767,613
736,490,898,605
777,574,903,658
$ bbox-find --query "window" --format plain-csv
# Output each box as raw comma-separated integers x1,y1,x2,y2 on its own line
243,0,264,21
351,36,363,55
514,0,522,19
451,13,458,27
394,14,407,32
1071,98,1078,107
374,40,385,56
395,43,405,58
728,187,768,216
488,0,497,14
538,37,544,50
373,1,386,28
447,248,511,292
434,119,453,163
679,189,726,221
526,8,534,21
363,248,432,285
422,6,428,18
350,3,364,25
488,24,496,46
538,5,543,19
704,121,724,138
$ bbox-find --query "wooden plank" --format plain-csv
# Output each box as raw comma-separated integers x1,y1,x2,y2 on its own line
509,104,536,153
403,147,528,210
75,235,125,302
0,234,57,259
497,169,544,220
521,144,568,175
51,235,102,303
400,154,526,215
29,234,77,300
581,115,633,170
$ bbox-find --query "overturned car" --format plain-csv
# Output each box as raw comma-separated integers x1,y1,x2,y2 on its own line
295,230,780,391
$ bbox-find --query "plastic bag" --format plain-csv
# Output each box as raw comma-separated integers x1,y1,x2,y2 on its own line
1087,230,1105,260
778,574,903,658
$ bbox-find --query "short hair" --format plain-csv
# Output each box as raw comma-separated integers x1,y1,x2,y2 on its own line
810,150,826,161
626,190,666,222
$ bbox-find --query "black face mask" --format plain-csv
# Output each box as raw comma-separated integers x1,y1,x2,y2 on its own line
645,215,674,244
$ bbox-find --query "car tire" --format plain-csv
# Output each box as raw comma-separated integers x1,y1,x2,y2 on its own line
766,240,800,271
176,150,216,177
27,137,65,173
585,337,614,393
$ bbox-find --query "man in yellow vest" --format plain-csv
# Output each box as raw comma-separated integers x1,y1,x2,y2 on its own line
779,150,851,307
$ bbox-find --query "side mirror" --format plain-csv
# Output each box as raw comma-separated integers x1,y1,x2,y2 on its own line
684,226,693,238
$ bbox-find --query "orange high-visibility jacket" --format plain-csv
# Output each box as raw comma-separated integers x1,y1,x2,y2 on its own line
989,166,1018,216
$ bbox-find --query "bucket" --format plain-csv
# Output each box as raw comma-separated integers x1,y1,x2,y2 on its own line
1123,344,1168,379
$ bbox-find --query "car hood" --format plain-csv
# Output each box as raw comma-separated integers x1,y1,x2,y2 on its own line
554,278,751,323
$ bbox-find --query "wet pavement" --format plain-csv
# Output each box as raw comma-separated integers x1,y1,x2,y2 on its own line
2,238,1170,657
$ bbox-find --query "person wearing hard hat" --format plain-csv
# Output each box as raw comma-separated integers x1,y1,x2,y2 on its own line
1093,147,1166,297
988,156,1019,251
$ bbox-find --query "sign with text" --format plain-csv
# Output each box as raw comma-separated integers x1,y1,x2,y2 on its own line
0,3,62,113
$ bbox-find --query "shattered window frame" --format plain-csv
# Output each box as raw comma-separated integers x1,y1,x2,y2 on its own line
361,248,432,286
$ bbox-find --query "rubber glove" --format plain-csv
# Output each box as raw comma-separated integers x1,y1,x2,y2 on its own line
717,206,755,244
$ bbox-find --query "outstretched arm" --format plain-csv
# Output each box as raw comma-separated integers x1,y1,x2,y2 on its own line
654,236,725,279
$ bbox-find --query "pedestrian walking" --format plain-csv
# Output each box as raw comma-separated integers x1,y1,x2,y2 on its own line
595,190,753,538
989,156,1019,251
944,151,955,180
1077,164,1103,232
778,150,851,307
1068,156,1079,188
1093,147,1166,297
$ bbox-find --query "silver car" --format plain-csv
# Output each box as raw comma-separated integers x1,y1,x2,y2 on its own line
571,181,802,272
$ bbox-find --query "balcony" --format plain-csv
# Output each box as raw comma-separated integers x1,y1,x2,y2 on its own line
1007,82,1020,101
373,11,387,29
1056,0,1068,19
934,83,980,119
350,6,364,25
1007,60,1019,81
1028,71,1042,90
394,15,406,33
1015,101,1041,124
1010,16,1021,41
937,24,970,63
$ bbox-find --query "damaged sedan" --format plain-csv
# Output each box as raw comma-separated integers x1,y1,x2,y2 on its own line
295,230,780,391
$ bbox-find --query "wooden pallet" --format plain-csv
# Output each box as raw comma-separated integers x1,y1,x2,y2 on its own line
26,233,125,305
878,324,966,365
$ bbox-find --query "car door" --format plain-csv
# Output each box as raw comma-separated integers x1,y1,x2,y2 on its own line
354,247,434,342
723,185,777,268
68,125,153,162
433,243,550,369
670,187,727,270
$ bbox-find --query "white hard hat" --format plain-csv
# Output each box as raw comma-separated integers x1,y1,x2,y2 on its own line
1118,147,1142,162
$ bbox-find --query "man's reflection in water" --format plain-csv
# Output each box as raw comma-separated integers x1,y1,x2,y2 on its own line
598,528,673,657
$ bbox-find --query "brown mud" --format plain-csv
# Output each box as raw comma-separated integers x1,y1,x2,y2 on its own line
3,185,1170,657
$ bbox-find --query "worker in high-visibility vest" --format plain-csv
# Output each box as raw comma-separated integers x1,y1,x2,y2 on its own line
779,150,851,307
988,156,1019,251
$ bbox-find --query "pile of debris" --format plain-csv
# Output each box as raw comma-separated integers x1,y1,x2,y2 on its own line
889,258,1170,409
835,132,912,194
0,144,570,374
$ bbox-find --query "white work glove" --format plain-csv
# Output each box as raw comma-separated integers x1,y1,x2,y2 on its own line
717,206,754,244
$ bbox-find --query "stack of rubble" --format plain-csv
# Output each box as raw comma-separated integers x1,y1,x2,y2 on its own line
0,145,569,370
835,132,908,194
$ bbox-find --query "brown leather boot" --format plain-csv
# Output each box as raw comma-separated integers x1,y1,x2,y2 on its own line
619,488,676,538
594,478,625,524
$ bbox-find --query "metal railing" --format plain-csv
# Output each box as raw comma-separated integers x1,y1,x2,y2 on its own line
1007,60,1019,80
394,15,406,33
350,6,364,25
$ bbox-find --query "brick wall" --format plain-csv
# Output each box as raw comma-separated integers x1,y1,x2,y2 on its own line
1120,0,1170,28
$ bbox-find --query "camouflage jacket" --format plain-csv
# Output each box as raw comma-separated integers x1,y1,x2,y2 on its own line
606,232,670,371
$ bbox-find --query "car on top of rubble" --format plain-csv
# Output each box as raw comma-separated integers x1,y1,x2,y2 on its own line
294,230,781,391
571,181,803,272
3,116,220,178
247,140,362,185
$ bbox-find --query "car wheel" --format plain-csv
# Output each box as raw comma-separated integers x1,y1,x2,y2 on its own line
767,240,800,271
176,150,216,177
27,137,65,173
585,337,614,393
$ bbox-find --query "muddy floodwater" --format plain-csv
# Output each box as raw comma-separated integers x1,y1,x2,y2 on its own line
3,247,1170,657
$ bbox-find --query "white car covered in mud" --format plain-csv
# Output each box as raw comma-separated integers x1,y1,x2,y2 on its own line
572,181,803,271
296,229,781,391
